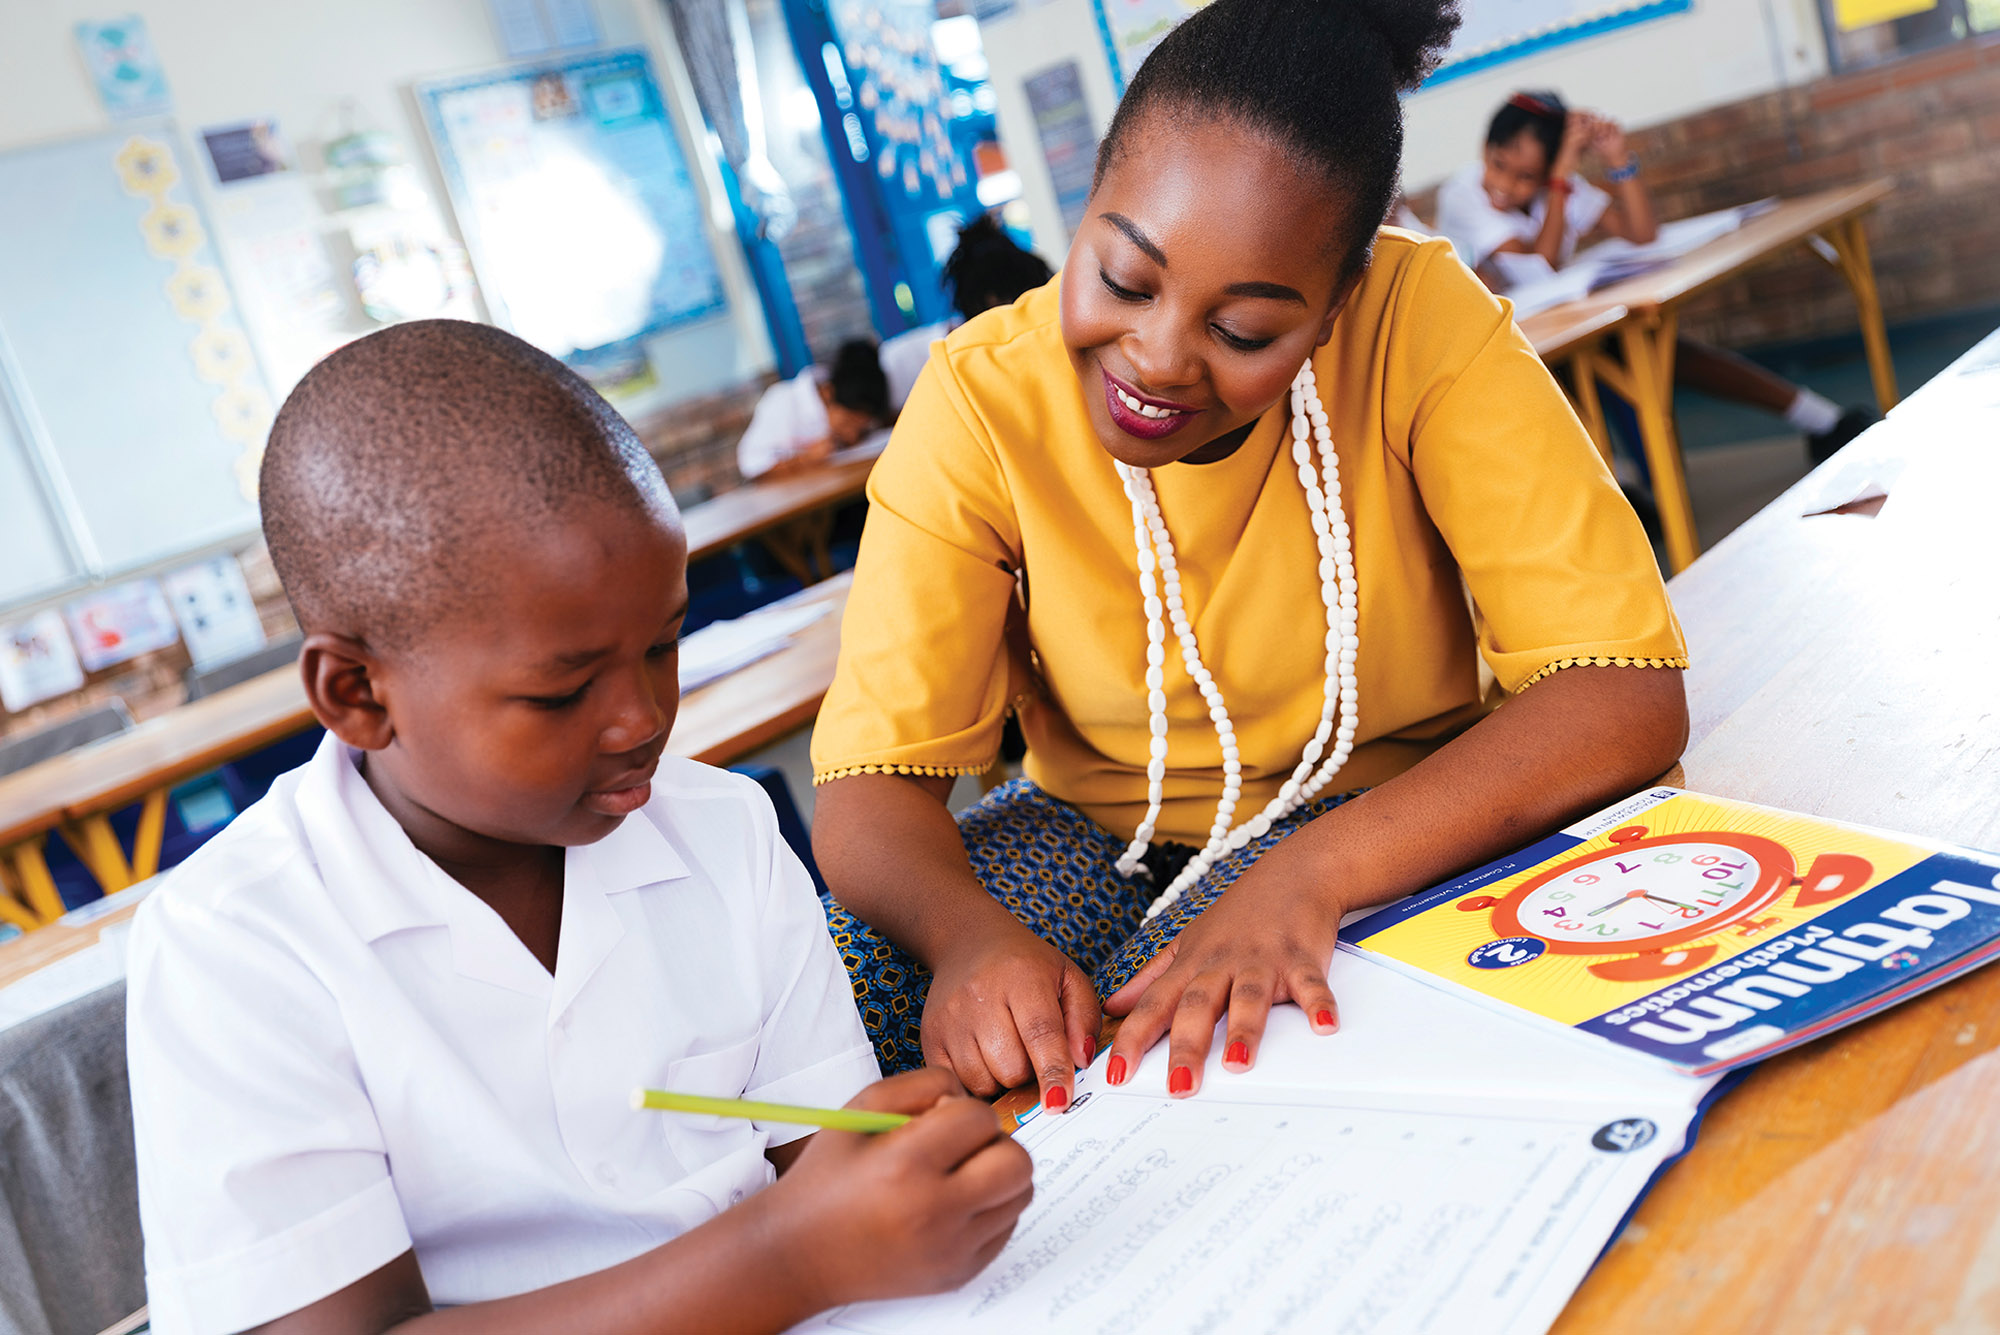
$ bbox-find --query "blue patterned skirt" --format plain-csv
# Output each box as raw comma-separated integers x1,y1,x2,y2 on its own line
823,777,1362,1075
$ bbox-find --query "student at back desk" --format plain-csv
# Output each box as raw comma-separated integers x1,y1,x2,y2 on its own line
123,321,1030,1334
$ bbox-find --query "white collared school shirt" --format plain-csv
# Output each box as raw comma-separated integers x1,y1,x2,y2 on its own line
1433,160,1611,274
126,735,878,1334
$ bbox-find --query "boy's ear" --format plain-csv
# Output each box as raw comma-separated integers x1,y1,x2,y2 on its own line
299,632,394,751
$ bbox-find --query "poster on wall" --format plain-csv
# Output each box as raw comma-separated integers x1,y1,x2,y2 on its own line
1091,0,1695,94
0,611,88,713
74,16,173,120
162,555,266,671
1023,61,1098,236
417,49,727,365
63,579,181,672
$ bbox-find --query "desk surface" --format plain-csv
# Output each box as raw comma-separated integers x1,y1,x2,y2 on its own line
1553,382,2000,1331
683,456,875,564
0,573,854,857
1587,179,1892,315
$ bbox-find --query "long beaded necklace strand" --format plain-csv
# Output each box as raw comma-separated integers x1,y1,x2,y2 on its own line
1111,361,1360,919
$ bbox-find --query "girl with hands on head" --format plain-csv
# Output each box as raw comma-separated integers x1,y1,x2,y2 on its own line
811,0,1688,1113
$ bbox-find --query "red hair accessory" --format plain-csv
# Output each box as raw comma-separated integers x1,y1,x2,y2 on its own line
1508,92,1557,118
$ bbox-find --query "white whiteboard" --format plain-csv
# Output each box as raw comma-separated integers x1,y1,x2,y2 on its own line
0,127,266,611
1430,0,1694,86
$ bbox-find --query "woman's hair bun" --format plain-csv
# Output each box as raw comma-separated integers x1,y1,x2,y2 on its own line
1348,0,1463,91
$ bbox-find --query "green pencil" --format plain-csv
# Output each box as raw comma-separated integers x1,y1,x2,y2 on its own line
631,1088,913,1133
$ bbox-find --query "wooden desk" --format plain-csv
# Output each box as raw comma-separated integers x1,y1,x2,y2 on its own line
683,454,875,582
0,574,855,929
1551,380,2000,1330
1530,181,1898,575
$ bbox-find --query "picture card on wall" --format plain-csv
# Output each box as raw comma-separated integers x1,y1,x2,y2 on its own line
0,611,88,713
64,580,181,672
163,556,266,671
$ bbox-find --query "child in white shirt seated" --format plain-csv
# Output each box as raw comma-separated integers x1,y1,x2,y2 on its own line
125,320,1030,1334
734,340,891,480
1434,90,1875,464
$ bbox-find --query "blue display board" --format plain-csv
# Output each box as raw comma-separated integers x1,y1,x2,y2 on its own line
418,49,728,362
1091,0,1694,95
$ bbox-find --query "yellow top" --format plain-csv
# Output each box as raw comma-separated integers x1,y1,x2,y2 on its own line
811,230,1686,844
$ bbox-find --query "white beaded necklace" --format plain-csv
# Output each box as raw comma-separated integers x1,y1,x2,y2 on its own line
1112,361,1360,919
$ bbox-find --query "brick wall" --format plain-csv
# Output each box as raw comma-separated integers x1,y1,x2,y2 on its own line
1408,35,2000,346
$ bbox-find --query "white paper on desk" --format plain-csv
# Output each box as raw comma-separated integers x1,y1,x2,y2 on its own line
678,602,835,693
798,953,1711,1335
1506,201,1777,317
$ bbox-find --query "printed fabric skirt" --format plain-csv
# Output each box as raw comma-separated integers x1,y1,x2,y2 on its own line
823,777,1363,1076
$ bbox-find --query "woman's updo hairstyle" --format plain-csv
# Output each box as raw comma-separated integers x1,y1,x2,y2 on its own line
1486,90,1568,174
1095,0,1461,283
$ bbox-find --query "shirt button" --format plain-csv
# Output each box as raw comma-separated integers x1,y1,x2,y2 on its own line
595,1162,618,1187
731,1189,745,1204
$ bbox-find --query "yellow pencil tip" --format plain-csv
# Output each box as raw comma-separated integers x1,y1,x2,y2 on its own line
630,1088,646,1110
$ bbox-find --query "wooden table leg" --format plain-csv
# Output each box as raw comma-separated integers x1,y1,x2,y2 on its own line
1821,218,1900,412
1562,349,1616,467
131,788,169,881
5,838,66,926
1617,312,1702,574
58,814,134,895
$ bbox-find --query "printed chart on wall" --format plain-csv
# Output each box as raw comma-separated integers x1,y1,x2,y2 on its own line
418,50,726,366
1091,0,1693,92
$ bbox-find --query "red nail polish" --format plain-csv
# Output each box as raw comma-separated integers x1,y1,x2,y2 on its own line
1315,1009,1337,1030
1169,1066,1194,1095
1225,1040,1250,1068
1044,1084,1068,1112
1106,1054,1127,1085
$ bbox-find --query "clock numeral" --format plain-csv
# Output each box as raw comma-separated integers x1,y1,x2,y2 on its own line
1566,876,1596,888
1589,924,1619,937
1652,852,1683,864
1639,919,1665,931
1708,878,1744,891
1670,905,1702,919
1547,887,1578,900
1541,906,1568,919
1615,861,1641,875
1703,866,1746,882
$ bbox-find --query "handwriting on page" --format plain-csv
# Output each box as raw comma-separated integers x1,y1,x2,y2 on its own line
819,1092,1653,1335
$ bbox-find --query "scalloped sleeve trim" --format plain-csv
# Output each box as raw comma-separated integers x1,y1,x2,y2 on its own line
1516,654,1689,692
813,761,994,787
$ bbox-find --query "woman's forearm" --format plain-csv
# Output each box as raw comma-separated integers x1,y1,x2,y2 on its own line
1283,664,1688,916
813,773,1029,968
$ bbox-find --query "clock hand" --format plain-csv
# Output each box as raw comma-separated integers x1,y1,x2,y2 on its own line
1642,892,1700,911
1588,889,1646,917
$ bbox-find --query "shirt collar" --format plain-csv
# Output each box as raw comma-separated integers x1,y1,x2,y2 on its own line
294,733,693,952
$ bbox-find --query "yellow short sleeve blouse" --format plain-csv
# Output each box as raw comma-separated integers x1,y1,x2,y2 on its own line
811,229,1686,844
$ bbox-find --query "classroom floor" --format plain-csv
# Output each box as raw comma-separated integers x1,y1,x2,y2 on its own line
746,305,2000,827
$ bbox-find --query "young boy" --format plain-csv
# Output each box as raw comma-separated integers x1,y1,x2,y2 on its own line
125,321,1031,1334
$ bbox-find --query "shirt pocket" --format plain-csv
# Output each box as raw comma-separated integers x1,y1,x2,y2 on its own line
655,1035,763,1159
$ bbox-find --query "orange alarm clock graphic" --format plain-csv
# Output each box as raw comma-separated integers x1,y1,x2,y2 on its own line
1455,824,1875,983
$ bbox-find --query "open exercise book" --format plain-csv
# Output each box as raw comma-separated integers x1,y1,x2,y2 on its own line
797,790,2000,1335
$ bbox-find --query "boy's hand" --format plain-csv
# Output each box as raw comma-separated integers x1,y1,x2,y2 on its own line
769,1069,1034,1308
922,926,1101,1106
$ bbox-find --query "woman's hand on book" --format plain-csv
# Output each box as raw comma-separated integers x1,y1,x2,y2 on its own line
767,1068,1034,1309
1100,846,1344,1096
922,925,1102,1107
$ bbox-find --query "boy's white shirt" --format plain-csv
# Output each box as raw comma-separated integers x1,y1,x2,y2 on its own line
126,733,878,1334
735,366,831,480
1432,160,1611,275
878,319,955,412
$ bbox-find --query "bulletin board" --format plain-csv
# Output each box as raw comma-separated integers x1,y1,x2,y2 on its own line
1091,0,1694,93
417,49,728,363
0,126,269,611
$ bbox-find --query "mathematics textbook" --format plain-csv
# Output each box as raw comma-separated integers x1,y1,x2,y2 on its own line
1344,789,2000,1075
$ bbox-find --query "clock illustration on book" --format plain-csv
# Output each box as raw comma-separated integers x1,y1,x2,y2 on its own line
1456,824,1875,982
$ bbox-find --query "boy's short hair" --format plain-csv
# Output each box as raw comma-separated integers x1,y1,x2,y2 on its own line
827,340,890,421
260,320,674,652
